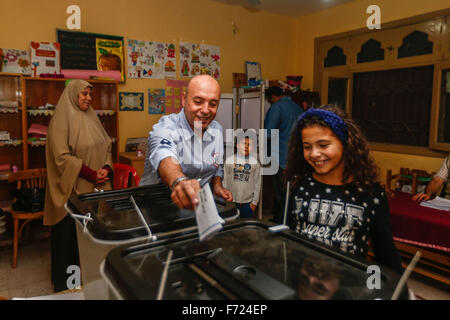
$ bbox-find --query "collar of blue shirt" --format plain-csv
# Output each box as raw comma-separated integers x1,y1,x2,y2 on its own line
178,108,216,142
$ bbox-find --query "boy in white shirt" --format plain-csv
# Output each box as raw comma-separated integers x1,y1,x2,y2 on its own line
223,133,261,218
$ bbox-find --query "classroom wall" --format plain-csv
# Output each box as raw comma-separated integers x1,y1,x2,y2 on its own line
1,0,297,152
293,0,450,178
3,0,448,175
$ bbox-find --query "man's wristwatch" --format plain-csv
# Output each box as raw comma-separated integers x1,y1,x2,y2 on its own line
171,176,188,191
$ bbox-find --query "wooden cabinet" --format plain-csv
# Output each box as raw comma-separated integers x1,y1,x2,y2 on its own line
0,73,23,203
0,74,119,200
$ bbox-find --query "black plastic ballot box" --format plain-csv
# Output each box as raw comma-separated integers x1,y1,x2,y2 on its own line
65,184,239,298
101,221,408,300
67,184,407,300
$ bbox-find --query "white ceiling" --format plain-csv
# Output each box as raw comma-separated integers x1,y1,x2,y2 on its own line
210,0,357,17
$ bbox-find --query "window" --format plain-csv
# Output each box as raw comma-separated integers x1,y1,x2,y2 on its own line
398,30,433,58
327,78,348,110
437,69,450,143
324,46,346,67
352,65,434,146
357,39,385,63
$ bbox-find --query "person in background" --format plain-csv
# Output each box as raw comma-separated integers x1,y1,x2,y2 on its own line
223,131,261,218
139,75,232,209
264,86,303,223
299,98,310,112
412,154,450,201
284,104,405,281
44,79,113,292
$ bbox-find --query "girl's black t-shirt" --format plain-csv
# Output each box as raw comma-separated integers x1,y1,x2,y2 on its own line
289,174,403,274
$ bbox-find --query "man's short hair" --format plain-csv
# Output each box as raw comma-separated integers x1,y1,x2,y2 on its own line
265,86,283,99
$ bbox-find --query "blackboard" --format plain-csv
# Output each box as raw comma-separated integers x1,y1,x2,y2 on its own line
57,29,124,71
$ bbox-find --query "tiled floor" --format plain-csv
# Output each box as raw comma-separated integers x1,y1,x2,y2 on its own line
0,224,448,300
0,237,53,299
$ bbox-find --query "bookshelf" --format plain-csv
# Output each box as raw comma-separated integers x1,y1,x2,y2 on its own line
0,73,119,200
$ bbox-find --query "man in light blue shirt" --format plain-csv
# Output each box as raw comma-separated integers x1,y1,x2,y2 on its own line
264,86,303,223
140,75,233,209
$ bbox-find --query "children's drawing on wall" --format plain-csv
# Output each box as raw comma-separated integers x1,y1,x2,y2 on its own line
96,38,125,82
0,48,31,75
179,42,220,79
30,42,61,77
165,79,188,114
128,40,176,79
148,88,166,114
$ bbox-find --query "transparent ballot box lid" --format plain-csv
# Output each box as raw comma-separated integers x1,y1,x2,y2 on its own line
102,221,406,300
65,184,238,243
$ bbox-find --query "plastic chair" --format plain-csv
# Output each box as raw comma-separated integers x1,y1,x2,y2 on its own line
113,163,140,190
8,168,46,268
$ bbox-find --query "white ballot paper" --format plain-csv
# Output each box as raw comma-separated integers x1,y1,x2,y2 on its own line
420,196,450,211
195,184,225,241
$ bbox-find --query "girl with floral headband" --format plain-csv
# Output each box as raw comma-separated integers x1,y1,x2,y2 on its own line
284,104,404,276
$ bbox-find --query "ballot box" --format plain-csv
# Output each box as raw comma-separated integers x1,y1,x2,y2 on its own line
101,220,408,300
65,184,238,298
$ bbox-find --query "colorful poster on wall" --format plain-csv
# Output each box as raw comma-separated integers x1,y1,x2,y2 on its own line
178,42,220,79
128,40,176,79
96,38,125,82
165,80,189,114
30,42,61,77
148,89,165,114
0,49,31,75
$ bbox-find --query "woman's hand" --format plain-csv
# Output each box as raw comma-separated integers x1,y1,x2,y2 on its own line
250,203,256,212
96,168,110,184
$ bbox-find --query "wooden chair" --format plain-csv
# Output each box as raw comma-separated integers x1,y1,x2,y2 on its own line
8,168,46,268
386,168,435,194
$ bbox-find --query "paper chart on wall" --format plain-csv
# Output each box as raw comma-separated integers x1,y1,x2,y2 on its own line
179,42,220,79
165,80,188,114
30,42,61,77
128,40,176,79
148,89,165,114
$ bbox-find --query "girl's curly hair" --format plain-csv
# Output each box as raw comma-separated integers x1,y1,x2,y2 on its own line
284,104,379,192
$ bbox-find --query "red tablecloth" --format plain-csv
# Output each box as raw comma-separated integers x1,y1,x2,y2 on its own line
388,192,450,252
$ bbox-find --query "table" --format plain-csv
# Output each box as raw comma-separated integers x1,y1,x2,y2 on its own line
388,191,449,284
389,191,450,251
